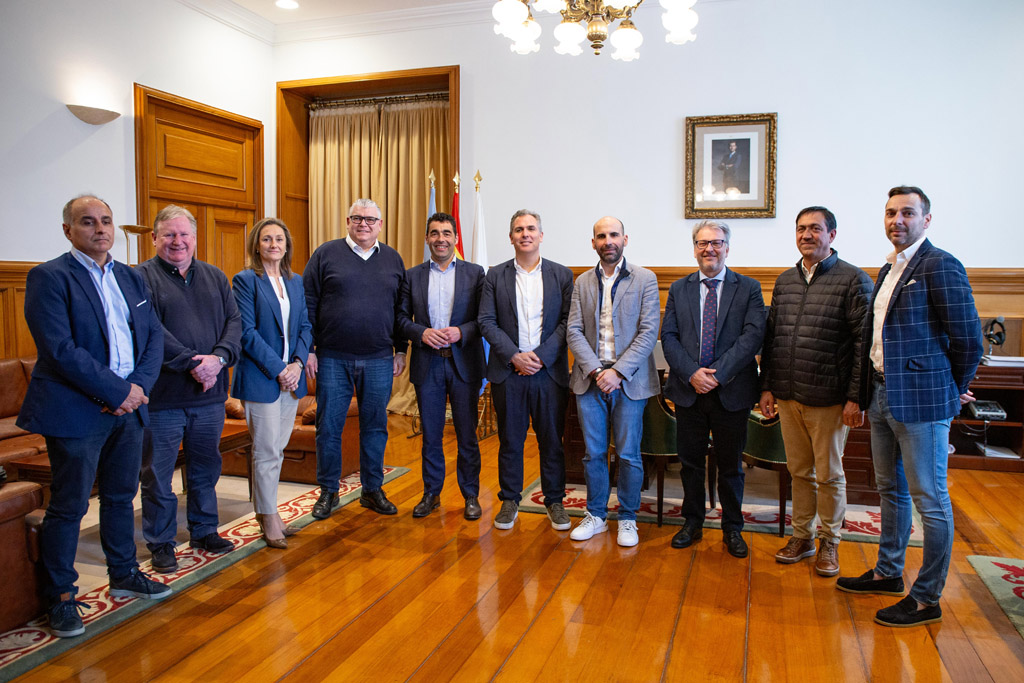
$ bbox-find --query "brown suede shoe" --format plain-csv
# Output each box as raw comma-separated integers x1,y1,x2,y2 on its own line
775,536,816,564
816,538,840,577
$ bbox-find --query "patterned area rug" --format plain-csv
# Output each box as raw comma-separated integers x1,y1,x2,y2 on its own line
0,467,408,681
967,555,1024,639
519,476,923,546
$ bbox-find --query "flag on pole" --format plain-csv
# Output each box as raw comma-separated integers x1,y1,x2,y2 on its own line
424,170,436,263
472,170,490,395
451,172,465,260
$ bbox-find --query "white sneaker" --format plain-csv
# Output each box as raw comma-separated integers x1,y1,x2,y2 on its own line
617,520,639,547
570,512,608,541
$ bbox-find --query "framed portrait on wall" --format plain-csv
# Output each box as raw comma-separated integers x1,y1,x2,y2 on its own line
685,112,777,218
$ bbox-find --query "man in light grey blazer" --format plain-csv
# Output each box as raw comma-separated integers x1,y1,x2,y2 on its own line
566,216,661,547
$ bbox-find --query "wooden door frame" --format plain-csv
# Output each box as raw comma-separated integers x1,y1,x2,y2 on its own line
276,65,460,270
134,83,264,261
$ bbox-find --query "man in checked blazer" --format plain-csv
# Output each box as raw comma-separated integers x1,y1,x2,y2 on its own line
478,208,574,532
397,212,487,521
837,186,982,628
565,216,661,547
661,219,766,559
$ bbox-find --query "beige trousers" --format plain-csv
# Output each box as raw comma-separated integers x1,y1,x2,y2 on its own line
776,400,848,541
243,391,300,514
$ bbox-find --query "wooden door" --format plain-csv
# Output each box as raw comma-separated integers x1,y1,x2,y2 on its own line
135,84,262,280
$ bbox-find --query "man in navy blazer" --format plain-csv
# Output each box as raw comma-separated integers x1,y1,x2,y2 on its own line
661,219,766,558
398,212,487,520
478,209,573,531
837,186,982,628
18,195,171,638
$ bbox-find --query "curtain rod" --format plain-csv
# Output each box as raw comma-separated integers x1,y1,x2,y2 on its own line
309,92,448,110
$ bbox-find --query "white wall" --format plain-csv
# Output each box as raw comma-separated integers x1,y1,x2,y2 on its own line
276,0,1024,269
0,0,274,262
3,0,1022,270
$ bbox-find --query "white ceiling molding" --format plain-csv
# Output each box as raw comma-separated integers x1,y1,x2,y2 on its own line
175,0,277,44
272,1,494,44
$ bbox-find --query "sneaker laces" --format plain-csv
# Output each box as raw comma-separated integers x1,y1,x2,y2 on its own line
54,597,90,619
620,520,637,532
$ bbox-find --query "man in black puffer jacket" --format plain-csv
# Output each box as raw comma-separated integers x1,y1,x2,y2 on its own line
759,206,872,577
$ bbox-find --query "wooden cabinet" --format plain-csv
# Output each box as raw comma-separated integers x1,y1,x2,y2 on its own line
949,364,1024,472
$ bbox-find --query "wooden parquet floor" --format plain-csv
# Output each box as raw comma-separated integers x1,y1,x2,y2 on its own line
16,416,1024,682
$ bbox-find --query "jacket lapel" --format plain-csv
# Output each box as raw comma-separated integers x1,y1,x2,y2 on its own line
686,272,702,334
716,269,739,335
502,261,519,341
885,239,931,316
256,272,285,334
67,254,109,343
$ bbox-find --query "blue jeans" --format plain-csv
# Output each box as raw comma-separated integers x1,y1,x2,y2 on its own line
142,403,226,548
40,415,143,598
868,379,954,606
315,356,393,492
415,354,481,498
576,385,646,521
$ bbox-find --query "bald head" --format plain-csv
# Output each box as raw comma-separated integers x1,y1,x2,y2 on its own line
592,215,628,273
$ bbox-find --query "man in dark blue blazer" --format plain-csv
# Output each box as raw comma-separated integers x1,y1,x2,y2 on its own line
478,209,573,531
398,212,487,520
661,219,766,558
837,186,982,628
18,195,171,638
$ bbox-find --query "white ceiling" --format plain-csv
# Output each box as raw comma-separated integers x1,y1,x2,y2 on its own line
231,0,484,24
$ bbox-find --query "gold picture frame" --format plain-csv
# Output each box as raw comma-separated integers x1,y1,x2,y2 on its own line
685,112,777,218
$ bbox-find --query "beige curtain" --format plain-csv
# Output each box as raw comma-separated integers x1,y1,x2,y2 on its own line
308,98,450,415
308,104,381,248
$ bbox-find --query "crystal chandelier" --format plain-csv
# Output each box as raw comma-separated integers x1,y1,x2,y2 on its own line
492,0,698,61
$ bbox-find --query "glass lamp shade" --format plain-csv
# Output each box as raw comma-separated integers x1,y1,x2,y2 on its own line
610,23,643,52
553,18,586,54
492,0,528,25
611,48,640,61
662,8,699,33
511,39,541,54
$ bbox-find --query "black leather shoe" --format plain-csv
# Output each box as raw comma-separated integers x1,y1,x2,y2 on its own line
874,595,942,627
360,488,398,515
412,494,441,518
312,490,340,520
150,543,178,573
836,569,905,596
189,533,234,554
671,521,703,549
724,530,748,558
464,497,482,521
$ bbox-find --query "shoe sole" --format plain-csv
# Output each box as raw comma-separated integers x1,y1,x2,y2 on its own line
570,525,608,541
189,543,235,554
412,504,440,518
311,508,333,520
671,532,703,549
836,583,905,596
109,587,172,600
51,625,85,638
874,613,942,628
618,536,639,547
775,549,816,564
549,519,571,531
464,511,482,520
816,565,841,577
493,512,518,529
152,563,178,574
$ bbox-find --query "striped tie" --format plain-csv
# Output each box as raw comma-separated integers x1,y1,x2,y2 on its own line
700,279,718,367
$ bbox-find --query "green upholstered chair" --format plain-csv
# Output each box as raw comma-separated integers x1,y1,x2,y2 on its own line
640,395,717,526
741,411,790,536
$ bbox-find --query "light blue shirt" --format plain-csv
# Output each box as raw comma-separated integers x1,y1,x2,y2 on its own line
70,248,135,379
428,257,457,347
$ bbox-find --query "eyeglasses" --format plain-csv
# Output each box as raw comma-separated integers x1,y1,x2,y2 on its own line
694,239,726,249
348,215,380,226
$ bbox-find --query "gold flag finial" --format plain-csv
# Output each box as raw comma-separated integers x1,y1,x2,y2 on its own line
428,169,436,187
453,172,460,190
473,170,482,192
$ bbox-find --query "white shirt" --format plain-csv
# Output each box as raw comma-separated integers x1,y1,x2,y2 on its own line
698,267,727,355
270,275,290,362
598,260,623,362
346,236,379,261
870,234,927,373
515,258,544,352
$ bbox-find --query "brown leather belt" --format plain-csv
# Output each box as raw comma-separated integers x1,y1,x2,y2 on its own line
427,347,454,358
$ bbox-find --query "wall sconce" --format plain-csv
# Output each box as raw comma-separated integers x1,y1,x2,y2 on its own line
66,104,121,125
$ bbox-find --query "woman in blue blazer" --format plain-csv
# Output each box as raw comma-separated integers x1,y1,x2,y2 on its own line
232,218,312,548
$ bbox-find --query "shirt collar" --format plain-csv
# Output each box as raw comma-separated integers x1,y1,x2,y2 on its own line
70,247,112,271
429,257,456,273
886,234,927,266
514,257,543,275
595,258,627,281
699,266,727,283
346,236,379,255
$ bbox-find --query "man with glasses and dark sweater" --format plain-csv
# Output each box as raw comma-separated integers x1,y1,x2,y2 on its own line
304,198,408,519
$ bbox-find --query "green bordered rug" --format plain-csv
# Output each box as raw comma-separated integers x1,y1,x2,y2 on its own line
967,555,1024,639
0,466,408,682
520,478,923,546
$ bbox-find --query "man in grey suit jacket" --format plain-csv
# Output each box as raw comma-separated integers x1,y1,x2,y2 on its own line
397,212,487,521
661,219,766,558
566,217,660,547
478,209,574,531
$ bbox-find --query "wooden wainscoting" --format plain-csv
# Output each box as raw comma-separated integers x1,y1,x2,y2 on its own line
0,262,37,359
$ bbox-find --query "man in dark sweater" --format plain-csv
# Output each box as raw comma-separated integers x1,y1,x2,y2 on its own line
137,205,241,573
304,198,408,519
759,206,872,576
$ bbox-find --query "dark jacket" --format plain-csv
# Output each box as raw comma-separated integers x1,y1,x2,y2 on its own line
760,250,872,407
